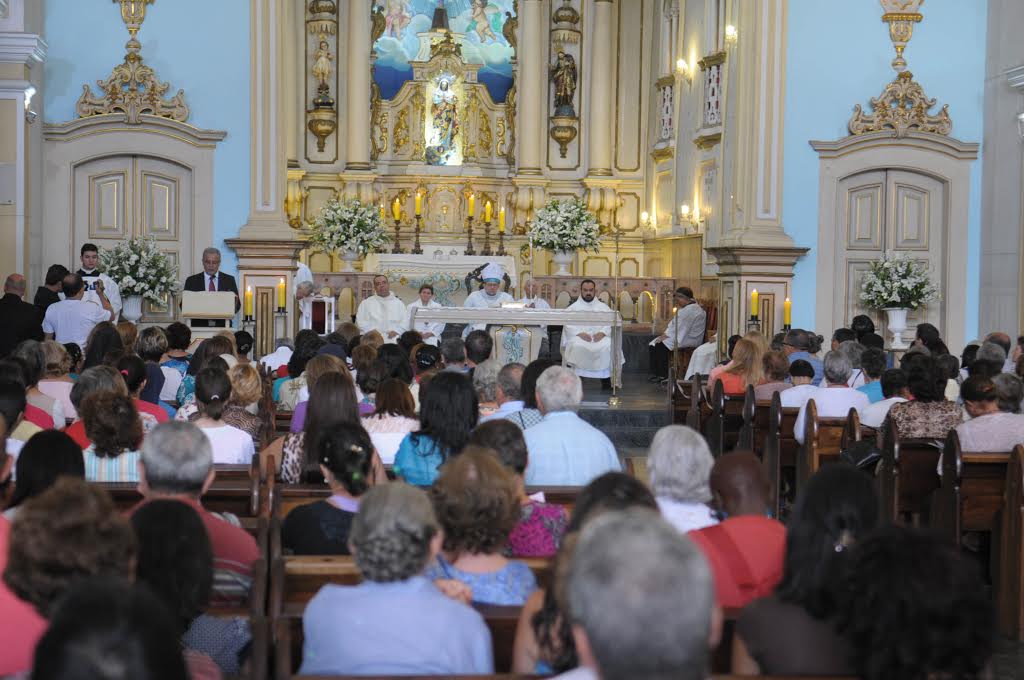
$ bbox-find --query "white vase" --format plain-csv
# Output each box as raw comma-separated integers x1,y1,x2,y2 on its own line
122,295,144,323
340,249,360,272
551,250,574,276
883,307,910,349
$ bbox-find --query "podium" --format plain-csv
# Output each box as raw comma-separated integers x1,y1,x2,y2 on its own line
181,291,237,340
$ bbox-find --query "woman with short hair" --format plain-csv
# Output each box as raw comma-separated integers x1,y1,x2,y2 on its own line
298,482,493,675
160,321,192,402
361,377,419,465
647,424,717,533
754,350,792,401
222,363,266,450
80,391,144,481
63,365,128,449
11,340,64,428
37,340,76,421
134,326,169,407
425,448,537,605
883,354,962,441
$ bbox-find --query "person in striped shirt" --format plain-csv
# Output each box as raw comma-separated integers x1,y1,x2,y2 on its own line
80,391,143,482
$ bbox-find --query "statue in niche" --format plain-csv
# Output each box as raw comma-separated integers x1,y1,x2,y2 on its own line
371,5,386,44
469,0,500,43
502,0,519,54
312,36,334,106
382,0,411,39
550,50,577,117
425,76,460,166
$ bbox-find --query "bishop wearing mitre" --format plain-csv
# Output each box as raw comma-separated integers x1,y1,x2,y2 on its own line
562,279,623,391
356,274,407,341
462,262,514,337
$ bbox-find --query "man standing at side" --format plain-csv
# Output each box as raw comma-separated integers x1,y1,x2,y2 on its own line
0,275,43,357
356,274,407,342
76,243,122,321
562,279,623,391
42,273,114,350
33,265,69,314
649,287,706,382
524,366,620,485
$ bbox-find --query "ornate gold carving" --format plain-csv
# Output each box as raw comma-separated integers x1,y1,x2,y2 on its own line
430,31,463,60
495,115,507,157
502,0,519,55
880,0,923,72
650,145,674,162
693,132,721,150
308,108,338,153
478,110,493,155
848,71,951,137
370,82,387,159
550,115,578,158
697,51,726,70
77,1,188,123
307,0,337,36
394,107,410,153
551,0,580,46
655,75,675,89
463,93,479,161
411,89,426,159
370,4,386,45
504,81,517,166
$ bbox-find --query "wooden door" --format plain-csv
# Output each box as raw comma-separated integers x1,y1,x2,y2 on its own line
74,155,193,322
833,169,946,336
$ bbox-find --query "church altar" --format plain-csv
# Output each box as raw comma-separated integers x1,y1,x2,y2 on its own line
411,306,624,390
362,253,517,306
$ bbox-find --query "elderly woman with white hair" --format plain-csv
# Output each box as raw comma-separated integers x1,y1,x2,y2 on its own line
473,358,502,419
299,483,494,675
647,425,718,533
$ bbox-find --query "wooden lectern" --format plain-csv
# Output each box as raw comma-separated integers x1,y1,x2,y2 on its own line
181,291,237,340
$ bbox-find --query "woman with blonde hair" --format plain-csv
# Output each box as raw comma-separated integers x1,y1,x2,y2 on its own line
708,338,765,395
37,340,76,420
224,363,267,450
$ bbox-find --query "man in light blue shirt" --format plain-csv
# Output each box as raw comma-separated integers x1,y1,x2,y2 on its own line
480,363,527,424
524,366,621,485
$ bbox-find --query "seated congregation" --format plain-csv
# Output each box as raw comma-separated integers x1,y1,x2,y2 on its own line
0,313,1014,680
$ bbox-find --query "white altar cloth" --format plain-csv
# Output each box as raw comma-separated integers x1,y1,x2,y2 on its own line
362,253,517,307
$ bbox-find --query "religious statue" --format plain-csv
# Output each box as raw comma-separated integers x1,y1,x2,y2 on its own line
469,0,500,43
383,0,411,39
371,4,386,44
550,50,577,117
502,0,519,54
312,37,333,97
426,76,460,166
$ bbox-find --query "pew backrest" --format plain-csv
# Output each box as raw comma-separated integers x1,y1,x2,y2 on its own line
878,420,942,525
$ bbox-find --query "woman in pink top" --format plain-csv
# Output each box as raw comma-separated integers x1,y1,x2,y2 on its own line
37,340,77,421
709,338,766,396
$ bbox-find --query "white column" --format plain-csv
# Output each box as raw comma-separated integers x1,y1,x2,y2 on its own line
345,0,372,171
239,0,290,237
283,0,298,164
587,0,614,176
516,0,544,175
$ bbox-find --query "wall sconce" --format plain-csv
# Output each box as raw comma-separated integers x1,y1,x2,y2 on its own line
23,85,36,124
680,203,705,232
640,211,652,229
676,58,691,84
724,24,738,44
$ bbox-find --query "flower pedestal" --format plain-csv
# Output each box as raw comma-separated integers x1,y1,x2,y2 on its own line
339,249,359,272
122,295,144,323
551,250,574,276
883,307,910,349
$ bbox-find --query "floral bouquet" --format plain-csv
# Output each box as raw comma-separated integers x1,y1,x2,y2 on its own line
307,198,390,257
859,252,939,310
527,198,601,252
99,236,180,302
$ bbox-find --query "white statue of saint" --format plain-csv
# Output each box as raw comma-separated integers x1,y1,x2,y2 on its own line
312,38,333,91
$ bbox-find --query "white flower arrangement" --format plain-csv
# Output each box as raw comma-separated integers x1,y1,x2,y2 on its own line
859,252,939,310
99,236,180,302
307,198,390,257
527,198,601,253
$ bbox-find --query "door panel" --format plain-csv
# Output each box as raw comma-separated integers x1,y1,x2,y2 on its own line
844,176,884,251
76,156,133,250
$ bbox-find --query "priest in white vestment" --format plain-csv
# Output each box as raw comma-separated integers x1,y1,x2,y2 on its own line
462,262,513,337
407,283,445,346
562,279,623,389
517,277,551,357
355,274,407,341
294,261,315,320
76,244,122,320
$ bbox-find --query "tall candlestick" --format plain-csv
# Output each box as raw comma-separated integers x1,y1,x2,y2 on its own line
379,203,385,221
484,200,493,223
277,278,286,310
391,197,401,221
244,285,253,318
468,193,475,217
750,289,759,319
499,207,506,233
414,191,422,216
783,297,791,325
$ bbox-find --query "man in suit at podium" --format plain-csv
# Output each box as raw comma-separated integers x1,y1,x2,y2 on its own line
183,247,240,327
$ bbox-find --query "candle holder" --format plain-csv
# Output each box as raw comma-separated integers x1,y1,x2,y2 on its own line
481,220,493,256
391,218,404,254
496,229,507,256
782,324,792,332
464,215,476,256
746,316,761,333
411,214,423,254
274,310,288,341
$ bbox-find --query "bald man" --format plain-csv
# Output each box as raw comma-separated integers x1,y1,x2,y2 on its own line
0,274,43,357
686,452,786,609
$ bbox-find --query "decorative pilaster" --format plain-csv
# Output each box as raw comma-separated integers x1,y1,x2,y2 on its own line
517,0,545,175
345,0,372,171
587,0,614,177
238,0,290,239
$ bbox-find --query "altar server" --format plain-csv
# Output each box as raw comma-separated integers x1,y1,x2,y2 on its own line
517,277,551,357
356,274,407,341
407,284,445,346
462,262,513,337
76,243,122,321
562,279,623,391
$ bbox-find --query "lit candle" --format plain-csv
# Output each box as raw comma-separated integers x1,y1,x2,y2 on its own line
277,277,286,309
499,207,506,233
468,193,475,217
391,197,401,221
783,297,791,325
750,289,759,319
415,191,422,216
484,200,493,223
244,285,253,317
379,203,385,221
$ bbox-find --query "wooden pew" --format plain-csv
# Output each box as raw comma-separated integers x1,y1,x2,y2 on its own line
275,410,294,436
796,401,858,488
704,382,754,457
685,373,711,432
877,420,942,526
999,445,1024,640
760,393,799,520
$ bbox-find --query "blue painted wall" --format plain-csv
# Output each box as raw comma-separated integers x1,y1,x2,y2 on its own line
43,0,250,277
783,0,987,340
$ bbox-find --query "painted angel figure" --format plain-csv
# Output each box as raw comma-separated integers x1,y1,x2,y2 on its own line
384,0,411,39
469,0,500,42
550,50,577,116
